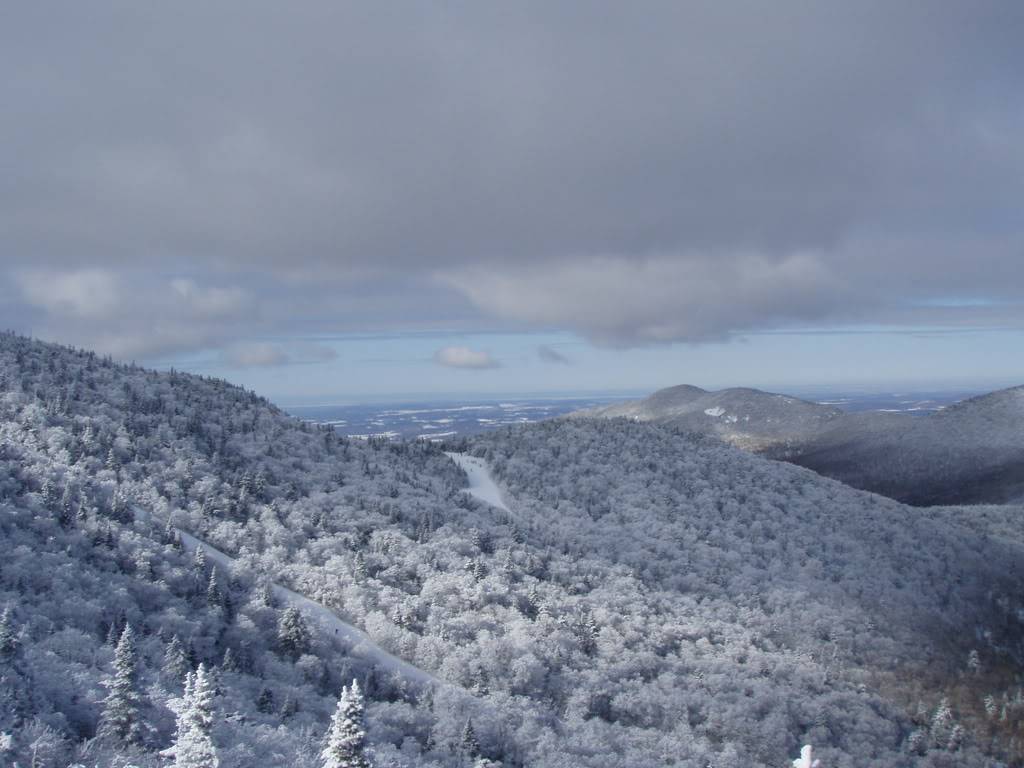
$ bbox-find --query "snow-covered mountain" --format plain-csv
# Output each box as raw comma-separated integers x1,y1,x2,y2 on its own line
577,383,1024,505
2,332,1023,767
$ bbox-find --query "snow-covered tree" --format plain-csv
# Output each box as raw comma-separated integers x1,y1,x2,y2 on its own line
163,635,192,683
168,664,219,768
792,744,821,768
277,606,311,659
930,697,954,748
99,623,145,745
460,719,480,760
0,607,19,659
321,680,369,768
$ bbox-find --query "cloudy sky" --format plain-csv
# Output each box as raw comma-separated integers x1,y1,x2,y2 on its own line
2,2,1023,400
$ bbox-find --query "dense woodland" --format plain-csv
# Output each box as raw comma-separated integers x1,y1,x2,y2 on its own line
1,332,1023,767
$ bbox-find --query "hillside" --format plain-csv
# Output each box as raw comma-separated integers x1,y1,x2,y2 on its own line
579,383,1024,505
1,332,1023,766
786,386,1024,505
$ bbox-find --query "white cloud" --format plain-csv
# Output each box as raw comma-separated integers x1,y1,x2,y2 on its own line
170,279,249,318
15,268,255,359
433,346,501,369
17,269,121,319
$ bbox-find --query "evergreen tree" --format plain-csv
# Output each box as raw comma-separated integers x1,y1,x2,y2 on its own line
99,624,145,745
321,680,369,768
256,687,274,714
40,476,56,508
930,697,954,747
460,719,480,759
169,664,219,768
164,635,192,682
276,606,311,659
206,569,222,610
58,485,75,528
792,744,821,768
0,607,20,659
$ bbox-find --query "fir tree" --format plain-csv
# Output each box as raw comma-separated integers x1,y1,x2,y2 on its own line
276,606,311,659
256,687,274,714
164,635,192,683
792,744,821,768
930,697,954,748
460,719,480,759
40,476,56,508
169,664,219,768
99,624,145,745
206,569,222,610
58,485,75,528
0,607,20,659
321,680,369,768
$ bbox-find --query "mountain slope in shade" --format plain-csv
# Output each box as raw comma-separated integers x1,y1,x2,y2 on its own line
786,385,1024,505
576,383,1024,505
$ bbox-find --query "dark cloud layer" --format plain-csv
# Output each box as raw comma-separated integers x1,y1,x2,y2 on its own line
1,2,1022,357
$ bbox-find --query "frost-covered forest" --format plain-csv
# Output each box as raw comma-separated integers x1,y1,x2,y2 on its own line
1,332,1023,767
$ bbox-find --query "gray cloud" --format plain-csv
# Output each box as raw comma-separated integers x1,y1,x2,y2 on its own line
433,346,501,370
537,345,571,365
1,2,1023,356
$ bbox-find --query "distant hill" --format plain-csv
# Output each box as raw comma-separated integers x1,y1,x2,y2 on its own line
576,383,1024,505
575,384,845,450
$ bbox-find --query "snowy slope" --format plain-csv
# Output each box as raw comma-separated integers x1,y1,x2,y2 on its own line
5,332,1024,766
445,452,510,513
177,529,445,689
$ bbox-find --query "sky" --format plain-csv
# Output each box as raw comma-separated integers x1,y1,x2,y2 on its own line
2,2,1023,400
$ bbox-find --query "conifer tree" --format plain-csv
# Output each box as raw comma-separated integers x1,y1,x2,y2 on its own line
206,569,222,610
792,744,821,768
321,680,370,768
99,624,145,745
0,607,20,659
460,719,480,759
930,697,954,747
277,606,311,659
169,664,219,768
164,635,192,683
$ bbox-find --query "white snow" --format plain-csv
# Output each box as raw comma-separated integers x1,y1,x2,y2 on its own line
131,504,448,691
704,406,726,417
445,452,510,513
176,529,443,689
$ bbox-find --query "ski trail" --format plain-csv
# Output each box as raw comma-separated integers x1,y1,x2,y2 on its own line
133,505,450,690
446,452,511,513
174,529,443,688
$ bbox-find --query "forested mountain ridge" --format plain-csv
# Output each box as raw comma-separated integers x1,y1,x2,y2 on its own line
1,331,1023,767
780,385,1024,505
576,383,1024,505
